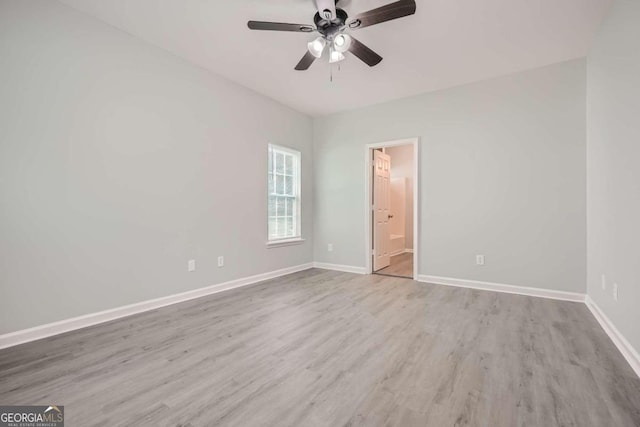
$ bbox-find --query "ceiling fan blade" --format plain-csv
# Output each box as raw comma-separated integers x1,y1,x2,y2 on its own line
314,0,337,20
348,0,416,30
348,37,383,67
295,51,317,71
247,21,315,32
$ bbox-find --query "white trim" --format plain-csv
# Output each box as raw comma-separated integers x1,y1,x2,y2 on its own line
585,295,640,378
389,249,405,257
0,263,314,350
268,143,300,157
266,238,306,248
411,274,639,378
3,261,638,380
404,249,414,254
416,274,586,302
364,138,420,280
313,262,367,275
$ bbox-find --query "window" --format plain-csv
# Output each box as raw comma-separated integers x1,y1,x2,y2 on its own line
268,144,301,243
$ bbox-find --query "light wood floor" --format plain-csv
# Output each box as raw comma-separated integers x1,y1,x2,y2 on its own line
375,252,413,278
1,269,639,426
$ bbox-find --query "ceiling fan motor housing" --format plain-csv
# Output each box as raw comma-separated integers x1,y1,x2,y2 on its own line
314,8,348,39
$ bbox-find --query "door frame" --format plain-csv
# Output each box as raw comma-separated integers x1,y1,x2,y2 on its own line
364,137,420,279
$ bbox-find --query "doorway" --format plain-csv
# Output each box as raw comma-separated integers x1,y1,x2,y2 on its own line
365,138,419,279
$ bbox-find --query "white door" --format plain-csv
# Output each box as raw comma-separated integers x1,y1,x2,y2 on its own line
373,150,391,271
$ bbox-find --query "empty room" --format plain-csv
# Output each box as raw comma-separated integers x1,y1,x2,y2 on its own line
1,0,639,426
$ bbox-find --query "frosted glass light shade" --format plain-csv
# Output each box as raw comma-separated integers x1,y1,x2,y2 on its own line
307,37,327,58
333,34,352,53
330,50,345,63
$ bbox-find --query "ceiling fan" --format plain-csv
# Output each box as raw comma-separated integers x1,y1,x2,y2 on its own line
247,0,416,70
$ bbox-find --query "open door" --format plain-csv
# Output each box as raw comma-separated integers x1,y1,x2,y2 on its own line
373,150,391,271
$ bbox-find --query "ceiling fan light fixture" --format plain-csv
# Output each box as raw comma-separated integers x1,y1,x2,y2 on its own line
333,34,352,53
307,37,326,58
329,50,345,64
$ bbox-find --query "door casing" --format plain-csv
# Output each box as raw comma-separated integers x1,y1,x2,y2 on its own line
364,138,420,279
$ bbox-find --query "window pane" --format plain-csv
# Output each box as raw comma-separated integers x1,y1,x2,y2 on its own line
287,217,295,236
285,154,293,175
268,174,274,194
276,153,284,173
277,198,286,216
268,218,277,238
286,198,293,216
275,174,283,194
268,197,276,216
285,175,294,196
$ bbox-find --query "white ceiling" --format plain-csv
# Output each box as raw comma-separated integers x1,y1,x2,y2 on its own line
59,0,612,116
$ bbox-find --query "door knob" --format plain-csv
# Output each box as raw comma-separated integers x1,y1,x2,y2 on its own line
388,214,394,219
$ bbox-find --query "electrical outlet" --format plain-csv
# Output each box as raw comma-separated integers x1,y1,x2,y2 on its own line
328,243,334,252
601,274,606,290
188,259,196,272
613,283,618,301
217,256,224,268
476,255,485,266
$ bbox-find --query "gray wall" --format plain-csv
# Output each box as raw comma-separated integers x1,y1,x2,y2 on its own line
314,59,587,293
587,0,640,353
0,0,313,334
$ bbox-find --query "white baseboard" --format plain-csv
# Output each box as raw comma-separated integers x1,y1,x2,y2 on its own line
585,295,640,378
416,274,586,302
3,262,637,380
0,262,314,350
416,275,638,378
313,262,367,275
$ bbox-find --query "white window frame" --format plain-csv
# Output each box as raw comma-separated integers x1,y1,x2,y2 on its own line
267,144,304,248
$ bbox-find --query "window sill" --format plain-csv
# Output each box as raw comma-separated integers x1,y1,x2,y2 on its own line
266,238,306,249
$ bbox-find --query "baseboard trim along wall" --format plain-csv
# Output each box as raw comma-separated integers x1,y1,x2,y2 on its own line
585,296,640,378
313,262,367,274
0,262,314,350
3,263,638,381
416,274,638,378
416,275,586,302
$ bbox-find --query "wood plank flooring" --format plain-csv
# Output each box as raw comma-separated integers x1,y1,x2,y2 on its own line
1,269,639,426
375,253,413,278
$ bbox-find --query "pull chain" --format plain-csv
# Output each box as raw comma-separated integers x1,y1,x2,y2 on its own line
329,63,342,82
